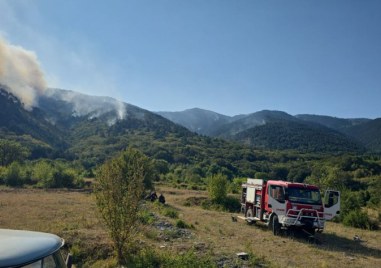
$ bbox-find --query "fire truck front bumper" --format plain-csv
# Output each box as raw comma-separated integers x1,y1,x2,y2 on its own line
281,216,325,229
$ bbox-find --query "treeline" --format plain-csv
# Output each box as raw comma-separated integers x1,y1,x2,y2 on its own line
0,140,84,188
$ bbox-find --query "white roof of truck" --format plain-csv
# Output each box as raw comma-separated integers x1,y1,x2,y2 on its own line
0,229,64,267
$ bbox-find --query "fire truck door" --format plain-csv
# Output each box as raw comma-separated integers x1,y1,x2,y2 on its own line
324,190,340,220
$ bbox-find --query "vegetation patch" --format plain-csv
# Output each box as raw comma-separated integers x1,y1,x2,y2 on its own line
183,196,208,206
151,202,179,219
175,219,193,229
128,248,217,268
342,209,378,230
201,196,241,213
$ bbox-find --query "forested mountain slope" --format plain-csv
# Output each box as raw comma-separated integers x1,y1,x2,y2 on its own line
0,87,67,157
157,108,235,136
344,118,381,152
233,120,364,153
160,109,374,153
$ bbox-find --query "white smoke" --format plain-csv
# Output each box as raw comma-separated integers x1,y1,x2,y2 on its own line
46,88,127,123
0,37,126,123
0,37,47,110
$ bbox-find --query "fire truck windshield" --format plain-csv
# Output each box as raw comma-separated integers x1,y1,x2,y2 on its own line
286,187,322,205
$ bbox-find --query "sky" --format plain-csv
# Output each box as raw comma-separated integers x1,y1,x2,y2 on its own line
0,0,380,118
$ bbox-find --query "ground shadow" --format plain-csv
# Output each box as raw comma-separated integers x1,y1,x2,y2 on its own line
282,229,381,258
315,232,381,258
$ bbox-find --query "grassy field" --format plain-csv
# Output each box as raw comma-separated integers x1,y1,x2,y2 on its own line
0,187,380,267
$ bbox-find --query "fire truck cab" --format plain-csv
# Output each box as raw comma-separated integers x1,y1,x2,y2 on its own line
241,178,340,235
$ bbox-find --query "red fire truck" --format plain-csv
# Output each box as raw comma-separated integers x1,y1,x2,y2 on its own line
240,178,340,235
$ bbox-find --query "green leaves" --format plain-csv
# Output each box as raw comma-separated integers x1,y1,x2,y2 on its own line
94,148,153,265
207,173,228,204
0,139,29,166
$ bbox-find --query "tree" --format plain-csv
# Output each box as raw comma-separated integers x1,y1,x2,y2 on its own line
207,173,228,204
4,162,24,186
94,148,153,265
0,140,29,166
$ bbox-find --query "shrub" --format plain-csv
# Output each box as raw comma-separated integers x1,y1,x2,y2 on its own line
0,166,6,184
201,196,240,213
221,196,241,212
342,209,378,230
33,161,78,188
175,219,192,229
95,148,154,265
138,210,156,225
153,202,179,219
207,173,228,204
163,207,179,219
4,162,24,187
229,177,246,194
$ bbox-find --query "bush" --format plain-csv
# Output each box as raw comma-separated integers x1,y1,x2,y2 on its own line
4,162,24,187
33,161,79,188
220,196,241,212
229,177,246,194
153,202,179,219
0,166,6,184
201,195,241,213
207,173,228,204
175,219,192,229
342,209,378,230
95,148,154,265
163,207,179,219
138,210,156,225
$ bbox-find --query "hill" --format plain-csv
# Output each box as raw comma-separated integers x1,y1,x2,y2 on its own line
0,85,377,179
211,110,299,137
0,87,67,157
0,87,266,178
296,114,370,131
344,118,381,152
233,120,364,153
164,109,367,153
157,108,236,136
297,114,381,152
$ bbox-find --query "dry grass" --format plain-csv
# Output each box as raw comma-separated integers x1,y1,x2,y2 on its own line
0,188,112,265
0,187,380,268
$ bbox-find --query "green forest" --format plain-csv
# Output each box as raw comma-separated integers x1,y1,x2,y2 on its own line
1,134,380,230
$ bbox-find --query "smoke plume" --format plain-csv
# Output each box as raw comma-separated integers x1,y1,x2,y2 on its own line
0,37,47,110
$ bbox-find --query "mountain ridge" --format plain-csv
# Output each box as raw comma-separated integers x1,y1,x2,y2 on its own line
157,107,380,152
1,85,380,159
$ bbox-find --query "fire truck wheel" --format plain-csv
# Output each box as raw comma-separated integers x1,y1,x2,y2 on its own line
272,215,281,236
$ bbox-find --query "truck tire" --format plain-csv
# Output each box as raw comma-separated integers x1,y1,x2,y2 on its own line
272,215,281,236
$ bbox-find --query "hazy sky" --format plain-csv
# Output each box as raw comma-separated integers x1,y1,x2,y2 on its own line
1,0,380,118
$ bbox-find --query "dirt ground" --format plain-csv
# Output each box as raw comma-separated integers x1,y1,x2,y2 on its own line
0,187,380,267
